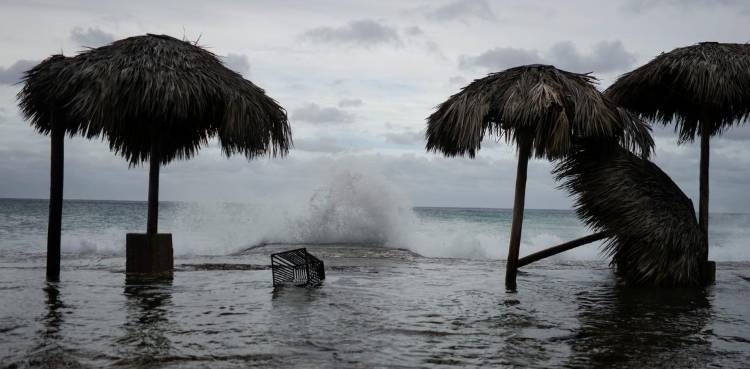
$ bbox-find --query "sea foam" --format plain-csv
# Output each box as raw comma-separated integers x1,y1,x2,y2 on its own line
3,162,747,262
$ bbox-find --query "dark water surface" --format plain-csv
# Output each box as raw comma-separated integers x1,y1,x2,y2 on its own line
2,244,749,368
2,199,750,368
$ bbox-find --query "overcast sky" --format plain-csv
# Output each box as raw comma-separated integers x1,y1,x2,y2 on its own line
0,0,748,211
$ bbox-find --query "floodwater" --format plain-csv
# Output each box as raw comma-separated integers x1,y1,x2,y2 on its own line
2,198,750,368
2,244,749,368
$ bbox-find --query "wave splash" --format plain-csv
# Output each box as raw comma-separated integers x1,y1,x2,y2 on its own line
25,167,623,261
270,169,415,246
6,163,748,262
252,166,604,261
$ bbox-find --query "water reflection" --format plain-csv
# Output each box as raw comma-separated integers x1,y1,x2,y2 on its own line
42,282,64,337
269,286,324,333
24,282,80,368
567,286,713,368
117,274,175,366
268,286,331,365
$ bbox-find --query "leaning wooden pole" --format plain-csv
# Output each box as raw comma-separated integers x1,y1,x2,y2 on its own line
517,231,608,268
146,142,160,238
699,128,710,262
505,140,532,291
47,126,64,281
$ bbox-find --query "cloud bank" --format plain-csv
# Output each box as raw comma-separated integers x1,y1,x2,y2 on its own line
460,40,636,74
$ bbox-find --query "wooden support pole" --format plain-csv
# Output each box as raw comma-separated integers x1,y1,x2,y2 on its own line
146,142,160,238
699,127,710,262
517,231,609,268
47,127,64,281
505,139,532,291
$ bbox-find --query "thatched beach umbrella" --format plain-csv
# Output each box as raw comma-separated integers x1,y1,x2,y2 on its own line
18,54,98,281
19,34,290,274
606,42,750,265
427,64,653,290
555,143,705,286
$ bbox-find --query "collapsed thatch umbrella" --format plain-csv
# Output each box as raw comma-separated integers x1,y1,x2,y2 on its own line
555,143,705,286
18,54,95,281
606,42,750,263
19,34,291,275
427,64,653,290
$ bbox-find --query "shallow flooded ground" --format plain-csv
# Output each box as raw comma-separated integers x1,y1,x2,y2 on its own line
1,244,749,368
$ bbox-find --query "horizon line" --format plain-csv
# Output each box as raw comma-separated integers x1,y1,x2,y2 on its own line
0,196,569,211
2,197,748,215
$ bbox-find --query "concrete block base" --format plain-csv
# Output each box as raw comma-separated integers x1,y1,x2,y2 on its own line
126,233,173,274
702,260,716,285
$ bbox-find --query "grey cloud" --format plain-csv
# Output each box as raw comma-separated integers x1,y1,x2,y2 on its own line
399,25,445,59
404,26,423,36
459,40,636,74
223,53,250,75
424,40,447,60
301,19,401,47
459,47,542,71
294,137,345,153
401,24,447,60
71,26,115,47
0,59,37,85
622,0,749,13
448,76,467,86
426,0,496,22
651,122,750,142
338,98,363,108
383,130,424,145
548,40,636,73
651,125,681,139
650,138,750,213
717,124,750,141
292,103,354,124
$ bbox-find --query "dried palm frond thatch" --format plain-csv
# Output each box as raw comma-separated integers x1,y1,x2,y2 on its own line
32,34,291,165
427,64,654,159
554,143,704,286
606,42,750,262
426,64,654,290
17,35,291,277
17,55,86,136
606,42,750,141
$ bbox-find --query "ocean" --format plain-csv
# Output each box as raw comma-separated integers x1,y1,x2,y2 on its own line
1,195,749,368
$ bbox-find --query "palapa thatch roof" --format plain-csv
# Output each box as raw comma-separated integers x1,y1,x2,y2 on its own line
426,64,653,159
554,143,705,286
17,55,89,137
606,42,750,141
18,34,291,164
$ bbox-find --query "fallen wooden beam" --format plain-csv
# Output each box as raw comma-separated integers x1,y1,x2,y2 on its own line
518,231,609,268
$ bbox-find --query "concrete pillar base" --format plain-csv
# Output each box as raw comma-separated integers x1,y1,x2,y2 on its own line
126,233,173,274
701,260,716,285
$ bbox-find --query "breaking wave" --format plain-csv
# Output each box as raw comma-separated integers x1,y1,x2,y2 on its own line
1,162,748,262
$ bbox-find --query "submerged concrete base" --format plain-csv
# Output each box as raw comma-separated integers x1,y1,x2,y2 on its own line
702,260,716,285
126,233,173,274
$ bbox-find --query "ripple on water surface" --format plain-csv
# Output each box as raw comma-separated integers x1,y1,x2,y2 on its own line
1,245,749,368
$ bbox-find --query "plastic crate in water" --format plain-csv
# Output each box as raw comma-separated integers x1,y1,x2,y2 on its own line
271,248,325,287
